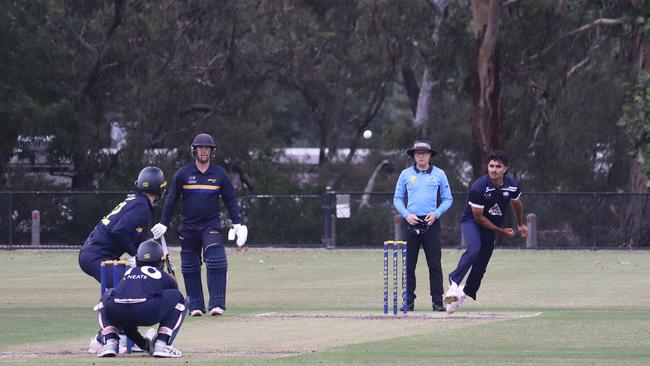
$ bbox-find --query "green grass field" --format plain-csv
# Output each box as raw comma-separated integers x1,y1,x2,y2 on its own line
1,248,649,365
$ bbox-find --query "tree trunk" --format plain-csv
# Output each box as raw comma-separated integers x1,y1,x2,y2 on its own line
360,160,389,208
401,65,419,117
412,0,449,133
629,17,648,193
413,65,435,132
469,0,503,177
623,6,648,248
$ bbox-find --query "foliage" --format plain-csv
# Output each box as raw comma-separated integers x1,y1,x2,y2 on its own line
2,0,649,194
0,1,71,187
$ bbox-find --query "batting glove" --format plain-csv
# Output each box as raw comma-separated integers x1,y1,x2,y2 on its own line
125,256,136,268
150,223,167,239
228,224,248,247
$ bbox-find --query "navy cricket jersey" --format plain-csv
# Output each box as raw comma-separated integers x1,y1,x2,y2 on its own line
110,266,178,304
160,162,241,229
84,193,154,257
460,175,522,227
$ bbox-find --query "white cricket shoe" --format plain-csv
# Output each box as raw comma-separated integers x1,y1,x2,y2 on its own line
97,339,118,357
443,281,459,305
144,327,156,340
190,309,205,317
209,307,224,316
88,336,102,354
445,286,466,314
153,340,182,358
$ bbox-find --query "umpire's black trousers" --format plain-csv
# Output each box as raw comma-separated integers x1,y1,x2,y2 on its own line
404,219,443,306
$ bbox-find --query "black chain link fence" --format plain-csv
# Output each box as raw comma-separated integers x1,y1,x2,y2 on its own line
242,191,650,249
1,191,649,249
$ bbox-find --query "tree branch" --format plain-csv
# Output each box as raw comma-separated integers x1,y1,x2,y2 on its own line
566,43,599,78
179,104,213,117
360,160,390,208
539,16,632,56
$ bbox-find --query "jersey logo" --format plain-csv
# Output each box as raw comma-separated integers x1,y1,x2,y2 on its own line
488,204,502,216
410,176,416,184
503,191,509,197
207,178,217,183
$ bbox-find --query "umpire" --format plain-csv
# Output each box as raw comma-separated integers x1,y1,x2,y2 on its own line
393,141,453,312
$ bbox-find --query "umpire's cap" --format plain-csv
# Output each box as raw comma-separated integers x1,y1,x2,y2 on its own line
406,140,437,157
136,239,164,267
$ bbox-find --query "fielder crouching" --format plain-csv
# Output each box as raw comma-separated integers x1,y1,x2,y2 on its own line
96,239,186,358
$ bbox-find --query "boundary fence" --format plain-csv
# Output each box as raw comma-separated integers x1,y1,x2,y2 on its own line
1,191,648,249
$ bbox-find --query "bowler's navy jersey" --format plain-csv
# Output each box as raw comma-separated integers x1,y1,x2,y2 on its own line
84,193,154,257
160,162,240,229
460,175,522,227
110,266,178,303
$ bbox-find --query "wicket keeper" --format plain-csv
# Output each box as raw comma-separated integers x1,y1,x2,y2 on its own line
97,239,186,358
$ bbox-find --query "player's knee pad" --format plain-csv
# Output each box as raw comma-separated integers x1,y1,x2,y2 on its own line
203,245,227,271
180,250,201,273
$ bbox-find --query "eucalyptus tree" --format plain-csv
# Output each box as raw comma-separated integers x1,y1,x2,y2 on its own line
255,1,396,181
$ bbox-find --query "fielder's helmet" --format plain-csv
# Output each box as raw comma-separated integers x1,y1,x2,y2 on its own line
135,166,167,198
136,239,164,268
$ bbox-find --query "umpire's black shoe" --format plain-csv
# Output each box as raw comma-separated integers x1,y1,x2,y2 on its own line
432,303,446,312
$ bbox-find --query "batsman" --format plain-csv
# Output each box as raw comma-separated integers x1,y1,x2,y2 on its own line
151,133,248,317
78,166,167,352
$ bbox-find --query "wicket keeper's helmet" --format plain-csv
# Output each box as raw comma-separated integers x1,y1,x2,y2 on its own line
135,166,167,198
136,239,164,268
191,133,216,158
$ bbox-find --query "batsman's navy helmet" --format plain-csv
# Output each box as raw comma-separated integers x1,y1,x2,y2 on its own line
191,133,215,149
191,133,216,159
136,239,164,268
135,166,167,198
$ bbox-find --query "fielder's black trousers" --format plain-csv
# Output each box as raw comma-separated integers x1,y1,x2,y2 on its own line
403,219,443,306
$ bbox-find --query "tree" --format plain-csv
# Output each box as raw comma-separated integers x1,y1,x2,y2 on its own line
468,0,503,177
620,0,650,192
0,1,70,188
256,1,395,185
